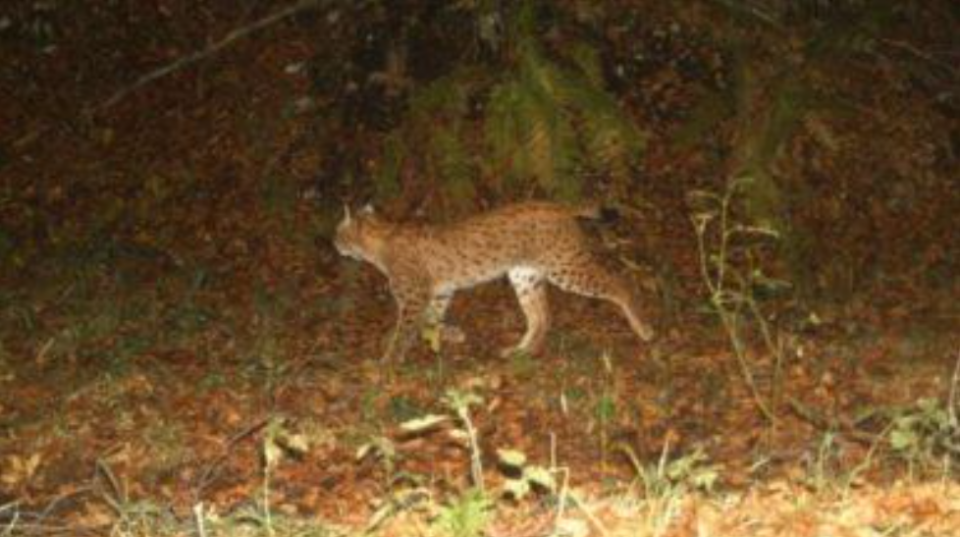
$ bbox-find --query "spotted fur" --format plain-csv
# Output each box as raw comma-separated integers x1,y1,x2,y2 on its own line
333,202,654,362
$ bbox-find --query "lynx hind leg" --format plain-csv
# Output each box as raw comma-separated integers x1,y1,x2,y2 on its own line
503,267,551,357
616,285,655,342
547,257,654,342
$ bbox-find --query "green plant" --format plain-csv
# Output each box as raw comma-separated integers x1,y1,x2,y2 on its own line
140,422,189,484
682,2,908,289
243,282,298,395
432,488,493,537
496,448,556,501
595,352,618,470
360,389,489,531
618,441,722,537
372,1,645,207
0,502,19,537
259,418,284,535
802,421,893,499
690,177,793,425
356,433,402,491
804,430,842,493
204,503,342,537
95,459,183,537
888,397,959,477
442,390,486,493
622,442,722,499
420,304,468,385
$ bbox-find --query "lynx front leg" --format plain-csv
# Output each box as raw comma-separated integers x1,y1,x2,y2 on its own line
382,286,430,363
426,293,466,344
502,268,550,357
426,293,452,325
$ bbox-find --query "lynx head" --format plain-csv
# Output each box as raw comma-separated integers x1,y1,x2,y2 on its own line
333,203,387,265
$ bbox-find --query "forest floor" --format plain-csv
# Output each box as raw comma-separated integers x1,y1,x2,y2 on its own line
1,232,957,536
2,4,958,534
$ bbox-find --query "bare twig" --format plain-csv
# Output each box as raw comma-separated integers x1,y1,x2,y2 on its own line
0,521,107,537
786,397,878,446
948,348,960,427
37,486,95,523
192,416,273,503
878,38,959,79
0,487,99,537
569,492,611,537
1,502,19,537
193,502,208,537
692,182,778,425
93,0,324,113
94,459,126,511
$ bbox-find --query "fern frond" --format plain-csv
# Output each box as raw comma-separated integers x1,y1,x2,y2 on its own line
374,4,643,205
516,42,584,199
569,41,604,88
373,132,405,201
433,124,477,209
674,90,736,148
485,79,526,189
548,59,645,181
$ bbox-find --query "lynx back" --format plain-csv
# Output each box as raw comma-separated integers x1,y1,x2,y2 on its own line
334,202,654,362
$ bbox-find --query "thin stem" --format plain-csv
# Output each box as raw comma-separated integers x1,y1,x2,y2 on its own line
458,407,485,494
948,349,960,428
94,0,325,112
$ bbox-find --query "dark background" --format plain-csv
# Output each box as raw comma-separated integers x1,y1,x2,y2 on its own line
0,0,957,532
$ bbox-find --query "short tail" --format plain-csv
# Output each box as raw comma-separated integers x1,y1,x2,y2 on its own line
573,203,619,224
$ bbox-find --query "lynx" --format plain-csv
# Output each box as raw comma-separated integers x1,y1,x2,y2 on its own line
334,201,655,362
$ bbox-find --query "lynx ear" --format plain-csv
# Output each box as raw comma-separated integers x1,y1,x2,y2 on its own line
360,203,376,216
342,203,352,223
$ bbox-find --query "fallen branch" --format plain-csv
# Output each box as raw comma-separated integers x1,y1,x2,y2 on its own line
92,0,324,113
